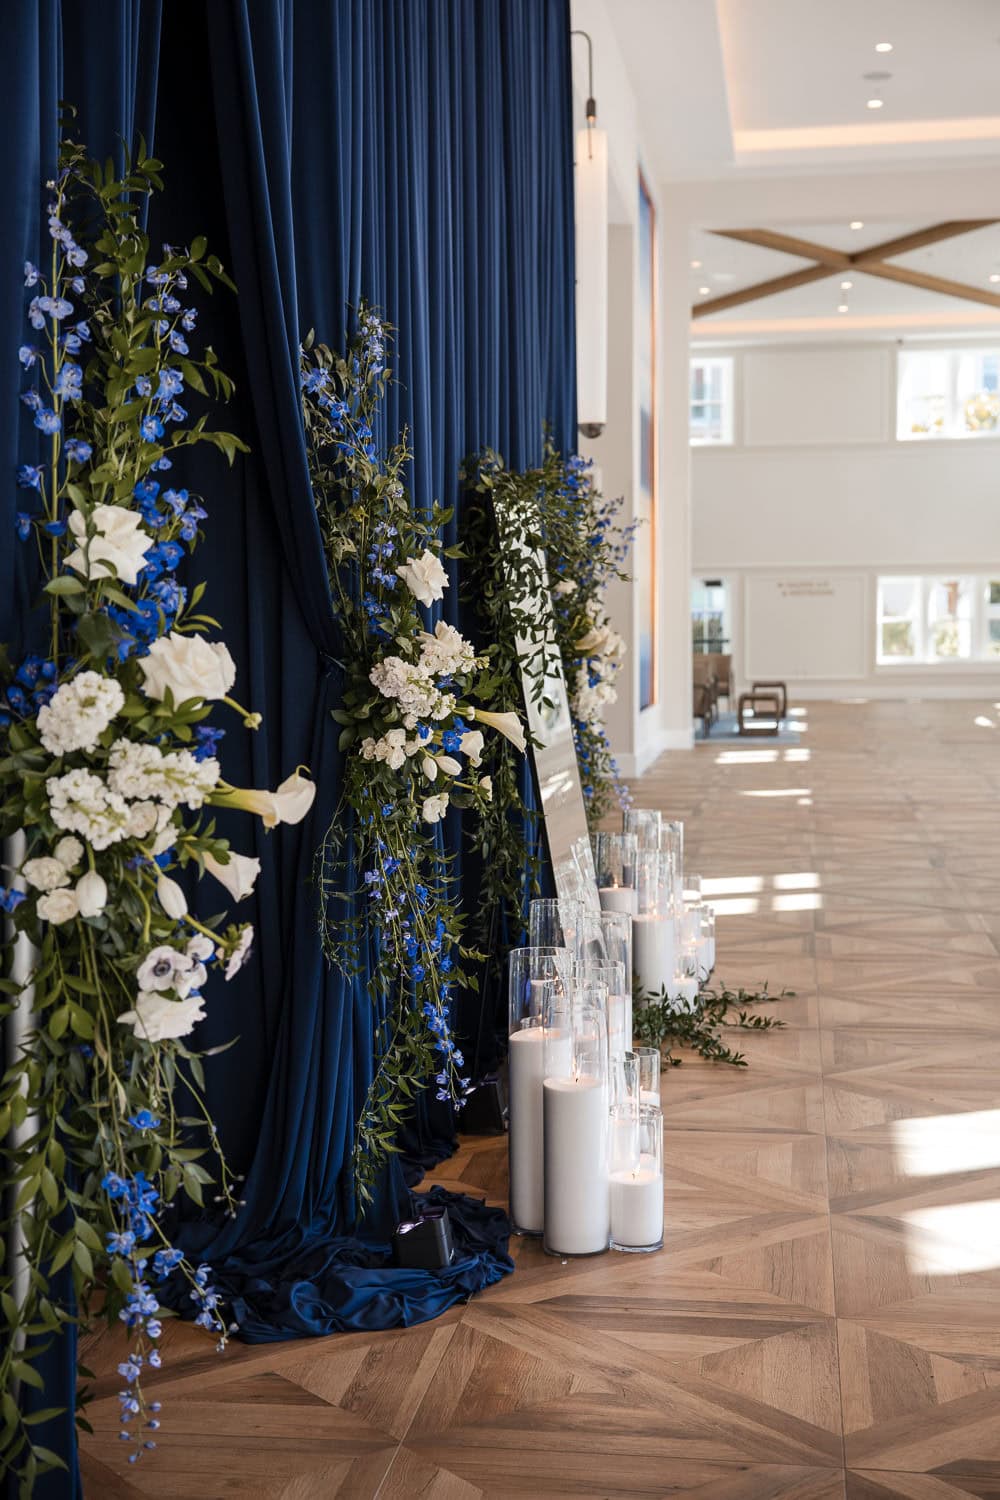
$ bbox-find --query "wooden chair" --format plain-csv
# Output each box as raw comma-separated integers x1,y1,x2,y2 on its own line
692,656,718,729
704,653,732,707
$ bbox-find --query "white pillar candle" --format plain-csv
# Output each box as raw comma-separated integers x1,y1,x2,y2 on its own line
610,1165,663,1250
508,1026,571,1234
598,885,638,917
607,992,629,1058
542,1076,610,1255
706,935,716,973
696,935,710,979
632,914,675,999
669,973,698,1013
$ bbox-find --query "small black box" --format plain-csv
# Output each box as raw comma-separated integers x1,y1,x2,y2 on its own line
459,1074,507,1134
393,1207,456,1269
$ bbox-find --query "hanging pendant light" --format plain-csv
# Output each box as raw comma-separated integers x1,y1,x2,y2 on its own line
573,31,608,439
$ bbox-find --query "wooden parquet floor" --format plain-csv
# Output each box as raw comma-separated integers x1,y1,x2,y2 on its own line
78,700,1000,1498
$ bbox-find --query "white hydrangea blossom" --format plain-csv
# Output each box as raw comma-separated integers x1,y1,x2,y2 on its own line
359,728,423,770
369,656,456,729
46,768,132,850
416,621,479,677
107,738,220,810
36,671,125,756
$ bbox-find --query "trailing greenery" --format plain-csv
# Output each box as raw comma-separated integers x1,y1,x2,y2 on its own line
633,980,792,1068
302,314,526,1207
0,133,315,1489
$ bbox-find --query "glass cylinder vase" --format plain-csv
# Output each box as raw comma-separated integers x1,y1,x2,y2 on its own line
609,1103,664,1253
592,832,639,916
507,946,571,1236
528,896,586,957
632,849,677,1003
542,992,610,1257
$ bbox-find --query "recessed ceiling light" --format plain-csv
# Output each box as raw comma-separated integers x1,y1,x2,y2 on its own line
866,97,884,109
698,285,711,296
690,259,702,269
840,280,853,290
850,220,864,230
837,303,849,314
875,41,893,52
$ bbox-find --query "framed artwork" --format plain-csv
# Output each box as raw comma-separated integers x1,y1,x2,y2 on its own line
638,171,657,710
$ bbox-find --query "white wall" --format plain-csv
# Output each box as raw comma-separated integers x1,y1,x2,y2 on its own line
692,340,1000,698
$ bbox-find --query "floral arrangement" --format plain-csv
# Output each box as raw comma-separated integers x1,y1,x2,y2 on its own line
301,311,524,1205
0,136,314,1488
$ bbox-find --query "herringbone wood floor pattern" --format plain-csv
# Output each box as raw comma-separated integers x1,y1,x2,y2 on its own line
79,701,1000,1498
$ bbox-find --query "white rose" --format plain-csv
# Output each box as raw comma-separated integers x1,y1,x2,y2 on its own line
53,837,84,870
576,623,612,655
23,857,70,892
139,632,237,706
479,775,493,801
421,792,449,824
118,991,207,1043
36,888,79,924
65,504,154,586
156,873,188,920
396,548,449,608
76,870,108,918
460,729,485,767
213,769,316,829
469,707,527,754
204,850,260,902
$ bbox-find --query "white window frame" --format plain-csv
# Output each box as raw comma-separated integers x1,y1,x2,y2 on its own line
896,346,1000,442
877,573,1000,666
689,356,734,446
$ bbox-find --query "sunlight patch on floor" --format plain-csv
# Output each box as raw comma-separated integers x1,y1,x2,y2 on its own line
741,787,812,798
891,1110,1000,1177
772,891,823,912
900,1200,1000,1275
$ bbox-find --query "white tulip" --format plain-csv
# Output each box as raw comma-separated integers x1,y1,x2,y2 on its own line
421,755,438,782
139,631,237,706
395,548,449,608
75,870,108,918
156,873,188,920
469,707,527,754
435,755,462,777
204,850,260,902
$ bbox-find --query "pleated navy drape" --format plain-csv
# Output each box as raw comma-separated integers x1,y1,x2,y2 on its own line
2,1,576,1488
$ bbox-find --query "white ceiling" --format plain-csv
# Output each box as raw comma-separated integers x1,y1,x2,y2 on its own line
610,0,1000,177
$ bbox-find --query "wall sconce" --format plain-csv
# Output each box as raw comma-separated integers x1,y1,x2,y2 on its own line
572,30,608,439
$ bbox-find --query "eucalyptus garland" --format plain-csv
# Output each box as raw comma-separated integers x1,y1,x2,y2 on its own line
301,314,525,1206
0,135,315,1489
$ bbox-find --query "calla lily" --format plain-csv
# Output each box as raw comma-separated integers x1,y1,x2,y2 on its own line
212,768,316,829
204,850,261,902
468,707,526,754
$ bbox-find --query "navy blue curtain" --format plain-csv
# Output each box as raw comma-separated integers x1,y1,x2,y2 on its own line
2,0,575,1487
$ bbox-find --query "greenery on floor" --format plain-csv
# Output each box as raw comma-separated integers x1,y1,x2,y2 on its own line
633,980,793,1068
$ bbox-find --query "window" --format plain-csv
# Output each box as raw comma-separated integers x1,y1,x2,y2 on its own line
897,348,1000,441
690,356,733,444
691,579,728,652
877,575,1000,665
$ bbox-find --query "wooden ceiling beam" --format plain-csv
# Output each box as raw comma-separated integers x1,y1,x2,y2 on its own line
851,220,999,266
859,262,1000,311
712,228,850,268
692,264,836,319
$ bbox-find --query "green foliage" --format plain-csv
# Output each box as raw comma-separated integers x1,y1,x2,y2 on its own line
633,980,793,1067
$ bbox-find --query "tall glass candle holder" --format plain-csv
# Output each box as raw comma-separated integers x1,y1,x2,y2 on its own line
612,1049,640,1111
632,849,676,1002
600,910,633,1042
528,896,586,956
574,960,627,1061
683,873,703,907
701,905,716,975
624,807,661,850
671,908,701,1011
609,1103,663,1253
635,1045,660,1107
507,947,571,1236
592,832,639,916
543,993,610,1257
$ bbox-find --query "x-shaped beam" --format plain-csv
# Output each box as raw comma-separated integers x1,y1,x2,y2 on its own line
692,221,1000,318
